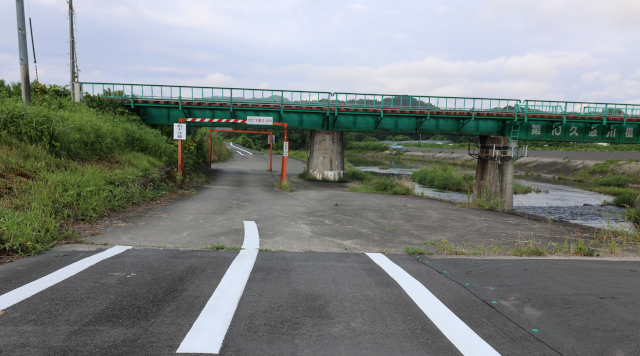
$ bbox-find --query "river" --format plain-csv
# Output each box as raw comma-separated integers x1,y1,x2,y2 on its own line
348,157,629,228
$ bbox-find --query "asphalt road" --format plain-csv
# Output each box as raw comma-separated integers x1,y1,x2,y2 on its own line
1,144,639,355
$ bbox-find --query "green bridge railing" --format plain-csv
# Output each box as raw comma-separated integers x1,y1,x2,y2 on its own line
332,92,520,113
80,82,332,107
522,100,640,123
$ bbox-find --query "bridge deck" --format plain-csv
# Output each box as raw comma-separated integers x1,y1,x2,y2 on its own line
80,82,640,143
130,98,640,123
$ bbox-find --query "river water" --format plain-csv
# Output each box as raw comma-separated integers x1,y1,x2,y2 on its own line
349,157,629,228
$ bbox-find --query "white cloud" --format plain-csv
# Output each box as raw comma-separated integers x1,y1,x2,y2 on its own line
278,52,596,99
581,79,640,101
581,71,622,84
2,0,640,105
481,0,640,28
176,73,235,87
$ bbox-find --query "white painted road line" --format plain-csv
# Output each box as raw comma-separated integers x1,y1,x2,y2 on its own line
235,151,244,156
229,143,253,155
366,253,501,356
177,221,260,354
0,245,132,310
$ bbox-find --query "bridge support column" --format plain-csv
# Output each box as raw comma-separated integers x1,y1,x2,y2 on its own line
472,135,514,210
306,130,344,181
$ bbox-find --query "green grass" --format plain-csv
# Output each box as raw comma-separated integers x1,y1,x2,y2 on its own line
280,180,292,192
513,182,533,194
594,176,635,187
415,238,614,257
410,165,474,192
0,134,173,256
509,240,548,256
345,141,389,153
0,81,222,257
348,175,412,195
611,193,639,207
572,160,625,182
344,166,371,181
264,149,308,161
625,207,640,225
569,160,640,211
423,240,480,255
404,245,430,255
588,186,640,196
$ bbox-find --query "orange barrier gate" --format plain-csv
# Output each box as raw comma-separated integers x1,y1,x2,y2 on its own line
177,118,288,187
209,129,273,171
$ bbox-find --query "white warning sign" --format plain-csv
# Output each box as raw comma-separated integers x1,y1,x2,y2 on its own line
173,123,187,140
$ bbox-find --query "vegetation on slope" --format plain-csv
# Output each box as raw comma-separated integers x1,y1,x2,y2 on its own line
0,81,227,257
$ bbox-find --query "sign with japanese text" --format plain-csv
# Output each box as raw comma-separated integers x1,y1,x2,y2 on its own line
247,116,273,125
521,122,639,143
283,142,289,157
173,123,186,140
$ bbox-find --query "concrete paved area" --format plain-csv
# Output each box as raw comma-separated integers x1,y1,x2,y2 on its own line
2,145,639,355
83,145,579,253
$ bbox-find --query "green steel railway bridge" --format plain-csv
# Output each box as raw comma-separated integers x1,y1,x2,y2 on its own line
79,82,640,209
80,82,640,144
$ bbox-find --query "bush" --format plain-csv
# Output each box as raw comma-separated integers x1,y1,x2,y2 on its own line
347,174,412,195
0,92,174,163
234,135,256,150
344,166,371,181
371,176,398,192
513,182,533,194
594,176,635,187
612,192,640,207
0,81,220,256
410,165,474,192
0,132,172,256
625,207,640,225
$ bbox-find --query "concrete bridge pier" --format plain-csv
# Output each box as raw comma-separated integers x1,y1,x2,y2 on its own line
306,130,344,181
472,135,514,210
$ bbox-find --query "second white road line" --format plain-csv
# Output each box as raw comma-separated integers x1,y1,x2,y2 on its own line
177,221,260,354
235,151,244,156
0,245,132,310
229,143,252,155
366,253,501,356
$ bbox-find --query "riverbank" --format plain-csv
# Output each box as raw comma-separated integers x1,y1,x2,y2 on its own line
348,149,640,182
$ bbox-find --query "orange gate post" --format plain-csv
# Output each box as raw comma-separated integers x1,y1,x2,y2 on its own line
274,123,288,186
177,118,186,175
269,133,273,172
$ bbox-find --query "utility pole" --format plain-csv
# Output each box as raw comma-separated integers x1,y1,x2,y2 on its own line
16,0,31,105
68,0,76,95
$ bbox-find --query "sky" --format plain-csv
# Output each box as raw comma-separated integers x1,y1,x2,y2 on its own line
2,0,640,103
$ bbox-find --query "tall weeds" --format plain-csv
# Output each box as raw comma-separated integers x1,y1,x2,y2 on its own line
0,81,223,256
